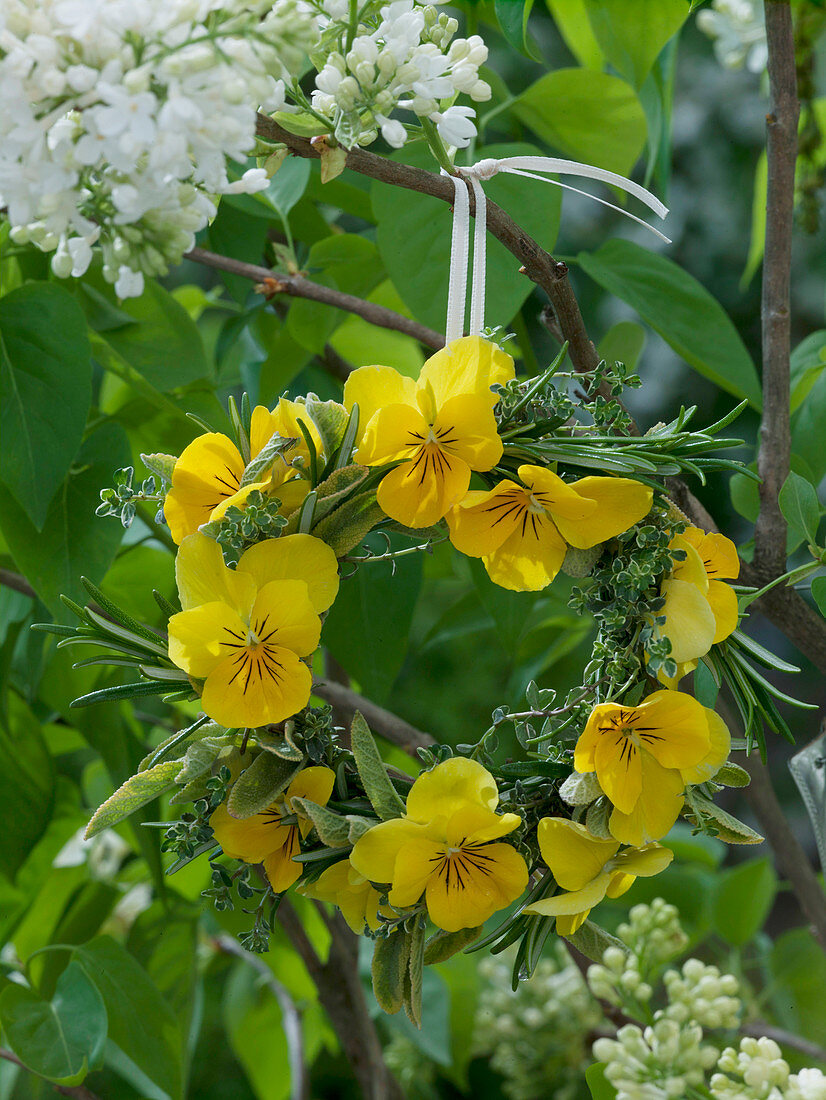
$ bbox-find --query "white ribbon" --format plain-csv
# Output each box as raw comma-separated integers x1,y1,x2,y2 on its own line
442,154,670,342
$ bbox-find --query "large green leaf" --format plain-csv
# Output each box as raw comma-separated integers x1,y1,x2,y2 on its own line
75,936,183,1100
0,960,107,1086
577,239,762,407
583,0,689,88
0,694,55,880
0,282,92,529
322,531,423,703
94,279,211,391
513,69,647,176
371,142,561,333
770,928,826,1046
712,858,777,945
0,421,130,619
544,0,603,68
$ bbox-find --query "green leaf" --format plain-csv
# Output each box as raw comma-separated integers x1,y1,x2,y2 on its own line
226,753,303,819
564,920,627,962
75,936,183,1100
404,919,425,1028
578,239,762,408
310,490,384,557
495,0,538,58
0,694,55,880
372,930,410,1016
322,530,423,702
84,760,182,839
689,794,764,845
812,576,826,617
349,712,407,821
95,279,210,391
468,557,538,651
513,69,647,176
586,1062,618,1099
713,761,751,788
713,858,777,945
291,797,351,847
582,0,688,88
424,925,483,965
790,331,826,414
742,151,768,288
0,282,92,529
371,142,561,333
0,421,130,620
770,928,826,1047
544,0,603,68
778,471,821,545
597,321,647,372
0,960,107,1086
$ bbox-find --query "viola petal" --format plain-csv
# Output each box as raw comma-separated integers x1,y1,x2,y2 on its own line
238,534,340,613
200,644,312,729
535,817,619,892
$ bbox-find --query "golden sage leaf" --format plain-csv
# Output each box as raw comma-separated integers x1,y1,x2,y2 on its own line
226,753,304,819
423,925,483,966
713,762,752,788
291,797,351,848
564,919,628,963
346,815,375,844
140,452,177,482
689,794,764,844
404,919,426,1029
311,491,385,557
372,930,410,1016
84,760,181,839
350,711,407,821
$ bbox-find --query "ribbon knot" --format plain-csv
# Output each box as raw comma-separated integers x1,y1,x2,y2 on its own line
441,155,670,345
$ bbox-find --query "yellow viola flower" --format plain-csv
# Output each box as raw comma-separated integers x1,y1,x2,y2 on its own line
447,465,653,591
524,818,673,935
164,400,322,544
655,527,740,683
343,335,515,528
574,690,731,846
349,757,529,933
299,858,395,934
211,765,336,892
167,531,339,729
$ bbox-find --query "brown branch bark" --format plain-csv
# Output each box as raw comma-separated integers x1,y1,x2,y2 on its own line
255,115,599,378
313,677,434,754
0,1050,102,1100
278,901,403,1100
754,1,800,578
185,246,443,351
741,751,826,951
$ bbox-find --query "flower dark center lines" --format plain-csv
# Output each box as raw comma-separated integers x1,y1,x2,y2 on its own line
429,843,497,891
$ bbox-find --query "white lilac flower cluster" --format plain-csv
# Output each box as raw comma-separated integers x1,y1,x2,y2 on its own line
663,959,741,1030
304,0,490,150
696,0,768,73
474,944,602,1100
0,0,315,296
712,1038,826,1100
594,1019,720,1100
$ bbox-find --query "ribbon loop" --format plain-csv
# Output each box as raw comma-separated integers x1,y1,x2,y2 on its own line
442,154,670,344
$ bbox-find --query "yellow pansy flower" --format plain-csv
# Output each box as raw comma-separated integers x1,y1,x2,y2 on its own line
211,766,336,892
299,858,395,934
574,690,731,846
343,336,515,528
349,757,529,933
655,527,740,683
524,818,673,935
447,465,653,591
165,400,323,543
167,531,339,729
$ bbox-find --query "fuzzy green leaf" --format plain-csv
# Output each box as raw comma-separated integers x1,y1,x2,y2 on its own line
291,797,351,847
226,753,303,819
404,920,426,1028
85,760,182,839
713,762,751,788
689,793,764,844
564,920,628,963
423,925,483,965
311,490,384,556
350,712,407,821
372,930,410,1016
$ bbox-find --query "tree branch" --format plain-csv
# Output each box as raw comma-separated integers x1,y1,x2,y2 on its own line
313,676,434,753
255,115,599,378
754,1,800,578
741,750,826,951
0,1050,103,1100
740,1022,826,1064
278,900,403,1100
185,246,444,351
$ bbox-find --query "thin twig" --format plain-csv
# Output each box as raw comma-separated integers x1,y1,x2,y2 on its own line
185,246,444,350
212,933,309,1100
313,677,434,753
754,0,799,578
0,1050,102,1100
